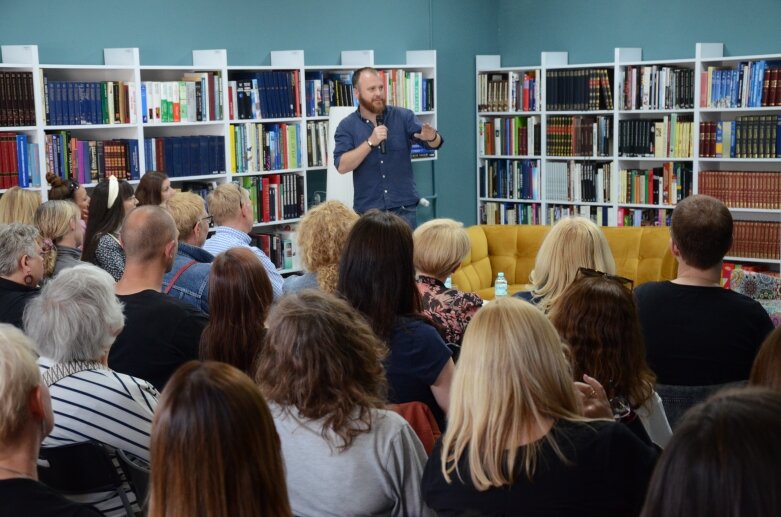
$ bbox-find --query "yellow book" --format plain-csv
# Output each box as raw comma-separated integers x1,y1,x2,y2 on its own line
229,126,236,173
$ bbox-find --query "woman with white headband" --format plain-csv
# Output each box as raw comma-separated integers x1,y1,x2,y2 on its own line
82,176,138,282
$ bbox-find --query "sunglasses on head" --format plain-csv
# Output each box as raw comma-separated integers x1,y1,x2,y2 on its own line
576,267,634,291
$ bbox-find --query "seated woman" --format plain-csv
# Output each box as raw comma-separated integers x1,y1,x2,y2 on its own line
413,218,483,345
256,290,432,517
200,247,273,375
135,171,175,208
82,176,137,281
149,361,291,517
338,210,454,430
34,200,84,280
0,186,41,225
422,297,659,516
516,216,615,313
46,173,90,230
549,272,672,447
23,264,158,516
283,200,358,294
0,223,45,329
750,325,781,392
641,388,781,517
0,324,101,516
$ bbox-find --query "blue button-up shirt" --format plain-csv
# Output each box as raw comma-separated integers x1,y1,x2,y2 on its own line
334,106,441,213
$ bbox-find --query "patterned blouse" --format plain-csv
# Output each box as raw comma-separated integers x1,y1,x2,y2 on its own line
416,275,483,345
95,233,125,282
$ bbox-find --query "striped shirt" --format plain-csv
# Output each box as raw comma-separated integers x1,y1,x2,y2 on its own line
38,357,158,516
202,226,284,300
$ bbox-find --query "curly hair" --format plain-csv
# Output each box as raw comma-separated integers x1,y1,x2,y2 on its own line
256,290,387,451
296,200,358,293
549,275,655,408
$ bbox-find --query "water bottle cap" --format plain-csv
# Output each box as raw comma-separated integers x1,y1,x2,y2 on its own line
498,272,505,277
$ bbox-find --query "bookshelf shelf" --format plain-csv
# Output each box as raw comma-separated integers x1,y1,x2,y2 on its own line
479,197,540,203
478,111,542,116
547,156,613,161
481,155,542,159
233,168,305,177
618,203,678,210
547,200,613,207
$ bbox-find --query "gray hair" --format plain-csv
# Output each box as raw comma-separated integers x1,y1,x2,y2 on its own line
0,223,40,276
24,264,125,362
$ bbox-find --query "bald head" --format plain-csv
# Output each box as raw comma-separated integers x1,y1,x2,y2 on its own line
121,205,178,263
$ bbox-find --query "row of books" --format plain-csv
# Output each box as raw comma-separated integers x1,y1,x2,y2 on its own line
699,117,781,158
0,132,39,188
241,174,305,223
46,133,139,182
550,204,610,226
378,70,434,113
410,142,436,159
250,231,298,271
701,61,781,109
479,159,540,200
477,71,539,112
141,74,223,124
229,123,301,174
306,121,328,168
143,136,225,177
546,116,612,157
617,163,693,206
480,201,541,225
305,71,353,115
620,66,695,110
616,207,672,227
729,221,781,260
545,161,611,203
43,80,137,126
546,69,614,111
228,70,300,120
0,72,36,127
479,116,541,156
699,170,781,209
618,117,694,158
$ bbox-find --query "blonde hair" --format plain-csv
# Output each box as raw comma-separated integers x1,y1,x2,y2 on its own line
207,183,248,226
0,187,41,225
0,324,40,443
167,192,205,241
530,217,615,313
413,218,470,279
34,200,81,278
441,297,583,489
297,201,358,293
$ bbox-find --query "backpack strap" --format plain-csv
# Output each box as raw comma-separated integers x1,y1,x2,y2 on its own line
164,259,198,294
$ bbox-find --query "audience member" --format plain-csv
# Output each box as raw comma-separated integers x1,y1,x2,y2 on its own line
0,324,101,517
257,290,432,517
413,218,482,345
200,247,272,376
338,210,454,430
0,224,44,328
635,195,773,385
550,272,672,447
82,176,137,281
34,200,84,279
203,183,283,299
109,206,207,390
0,186,41,225
24,264,158,515
162,192,214,314
750,325,781,392
46,173,90,229
641,388,781,517
135,171,175,207
283,200,358,294
516,216,615,313
421,297,658,516
149,361,291,517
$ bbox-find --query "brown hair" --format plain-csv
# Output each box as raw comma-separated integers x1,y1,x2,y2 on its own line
46,173,80,202
135,172,168,207
670,195,732,269
549,275,655,408
750,326,781,392
200,248,273,375
149,361,291,517
256,290,387,450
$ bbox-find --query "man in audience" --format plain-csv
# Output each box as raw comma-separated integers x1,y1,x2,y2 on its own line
162,193,214,314
635,195,773,386
203,183,283,300
109,206,208,390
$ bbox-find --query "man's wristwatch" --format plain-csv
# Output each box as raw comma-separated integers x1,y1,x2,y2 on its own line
367,139,375,149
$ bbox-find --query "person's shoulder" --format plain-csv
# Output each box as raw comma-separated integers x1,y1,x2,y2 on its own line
634,281,668,295
106,368,160,398
0,479,103,516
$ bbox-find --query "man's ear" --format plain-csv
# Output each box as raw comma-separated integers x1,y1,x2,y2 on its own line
669,238,681,258
165,239,177,259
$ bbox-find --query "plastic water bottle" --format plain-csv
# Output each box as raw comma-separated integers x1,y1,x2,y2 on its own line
444,276,452,289
494,272,508,298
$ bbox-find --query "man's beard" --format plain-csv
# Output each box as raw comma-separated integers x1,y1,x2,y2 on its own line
359,95,385,114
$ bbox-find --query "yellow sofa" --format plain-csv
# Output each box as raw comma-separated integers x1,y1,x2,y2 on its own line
452,225,678,299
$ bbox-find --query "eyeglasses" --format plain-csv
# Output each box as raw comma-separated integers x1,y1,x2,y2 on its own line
576,267,634,291
199,215,214,228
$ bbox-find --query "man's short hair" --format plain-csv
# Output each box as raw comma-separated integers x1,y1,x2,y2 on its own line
671,195,733,269
352,67,378,90
121,206,178,262
207,183,249,226
167,193,206,241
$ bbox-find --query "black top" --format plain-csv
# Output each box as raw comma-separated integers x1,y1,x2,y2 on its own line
422,420,658,517
0,276,39,329
0,478,102,516
634,281,773,385
108,289,208,390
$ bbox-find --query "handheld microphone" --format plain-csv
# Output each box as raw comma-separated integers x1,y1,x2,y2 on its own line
375,114,386,154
